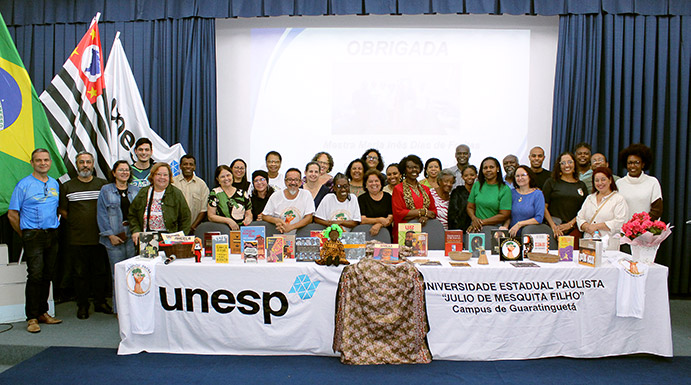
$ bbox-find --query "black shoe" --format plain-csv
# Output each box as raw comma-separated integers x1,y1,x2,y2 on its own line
94,303,113,314
77,306,89,319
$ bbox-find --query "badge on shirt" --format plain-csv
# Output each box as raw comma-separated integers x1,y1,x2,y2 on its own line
577,188,584,196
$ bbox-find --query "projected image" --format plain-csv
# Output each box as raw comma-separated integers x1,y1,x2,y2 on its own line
216,18,557,174
333,62,461,135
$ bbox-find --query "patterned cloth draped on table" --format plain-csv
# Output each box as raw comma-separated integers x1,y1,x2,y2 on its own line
333,258,431,364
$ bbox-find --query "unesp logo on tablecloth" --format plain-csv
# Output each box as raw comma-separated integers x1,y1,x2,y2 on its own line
289,274,320,300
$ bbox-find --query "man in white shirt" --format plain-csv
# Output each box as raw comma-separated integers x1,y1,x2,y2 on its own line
262,168,315,234
172,155,209,233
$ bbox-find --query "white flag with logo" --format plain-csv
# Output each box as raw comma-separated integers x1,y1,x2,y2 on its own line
104,33,185,176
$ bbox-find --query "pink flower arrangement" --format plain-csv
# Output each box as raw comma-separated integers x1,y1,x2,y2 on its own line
620,212,672,247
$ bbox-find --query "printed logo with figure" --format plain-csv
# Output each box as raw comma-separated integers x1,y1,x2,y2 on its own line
126,265,152,296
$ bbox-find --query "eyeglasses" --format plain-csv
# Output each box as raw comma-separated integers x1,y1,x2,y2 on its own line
285,178,301,183
366,156,379,161
317,161,329,166
560,161,574,166
335,184,349,189
627,160,642,165
253,177,267,183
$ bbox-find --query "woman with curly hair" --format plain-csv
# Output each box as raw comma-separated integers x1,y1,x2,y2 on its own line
616,143,663,221
345,159,366,197
311,151,335,188
360,148,384,172
392,155,437,241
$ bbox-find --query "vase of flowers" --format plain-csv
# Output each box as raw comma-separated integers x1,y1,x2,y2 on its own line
620,212,672,264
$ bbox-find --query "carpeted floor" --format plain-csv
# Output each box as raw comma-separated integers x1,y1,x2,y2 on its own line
1,300,689,383
0,347,689,385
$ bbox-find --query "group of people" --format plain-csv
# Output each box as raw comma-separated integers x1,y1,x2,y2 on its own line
8,138,662,334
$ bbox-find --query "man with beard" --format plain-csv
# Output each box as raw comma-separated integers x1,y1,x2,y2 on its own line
448,144,471,188
262,168,315,234
528,146,551,189
59,151,111,319
502,154,519,189
8,149,63,333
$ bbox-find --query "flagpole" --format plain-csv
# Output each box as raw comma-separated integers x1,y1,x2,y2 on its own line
90,12,101,28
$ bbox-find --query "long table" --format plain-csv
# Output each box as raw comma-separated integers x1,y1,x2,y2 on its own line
115,251,673,360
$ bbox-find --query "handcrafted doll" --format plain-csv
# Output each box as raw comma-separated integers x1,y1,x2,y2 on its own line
316,224,349,266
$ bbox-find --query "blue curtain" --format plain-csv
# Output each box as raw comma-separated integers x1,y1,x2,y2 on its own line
552,14,690,294
2,0,691,23
7,18,218,185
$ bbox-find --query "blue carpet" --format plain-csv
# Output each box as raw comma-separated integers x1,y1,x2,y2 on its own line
1,347,689,385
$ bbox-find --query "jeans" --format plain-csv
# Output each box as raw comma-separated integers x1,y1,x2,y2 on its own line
23,229,59,320
104,237,135,313
72,244,109,309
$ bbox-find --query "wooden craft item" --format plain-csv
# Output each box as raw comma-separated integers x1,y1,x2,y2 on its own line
449,251,471,261
477,250,489,265
527,252,559,263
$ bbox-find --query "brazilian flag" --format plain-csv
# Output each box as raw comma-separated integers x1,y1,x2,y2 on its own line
0,12,67,215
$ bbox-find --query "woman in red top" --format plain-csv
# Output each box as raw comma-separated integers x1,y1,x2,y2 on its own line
392,155,437,242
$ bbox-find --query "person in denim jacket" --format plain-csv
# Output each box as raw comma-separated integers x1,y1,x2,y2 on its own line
97,160,139,313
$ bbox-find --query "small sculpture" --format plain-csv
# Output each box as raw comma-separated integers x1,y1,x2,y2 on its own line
316,224,349,266
477,249,489,265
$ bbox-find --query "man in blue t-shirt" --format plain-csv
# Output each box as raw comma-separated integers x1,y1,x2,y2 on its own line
8,149,63,333
131,137,153,188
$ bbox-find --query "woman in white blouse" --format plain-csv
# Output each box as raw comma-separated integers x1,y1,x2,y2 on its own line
615,143,663,221
577,167,628,238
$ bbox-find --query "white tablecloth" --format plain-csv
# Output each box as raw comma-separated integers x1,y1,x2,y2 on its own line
115,251,673,359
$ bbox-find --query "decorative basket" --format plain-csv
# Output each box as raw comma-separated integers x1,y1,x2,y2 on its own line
159,242,195,259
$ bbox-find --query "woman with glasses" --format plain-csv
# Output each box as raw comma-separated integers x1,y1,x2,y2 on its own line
314,173,361,231
129,162,191,243
615,144,663,221
543,152,587,241
97,160,140,313
229,158,250,191
250,170,275,221
360,148,384,172
311,151,335,188
501,165,545,237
